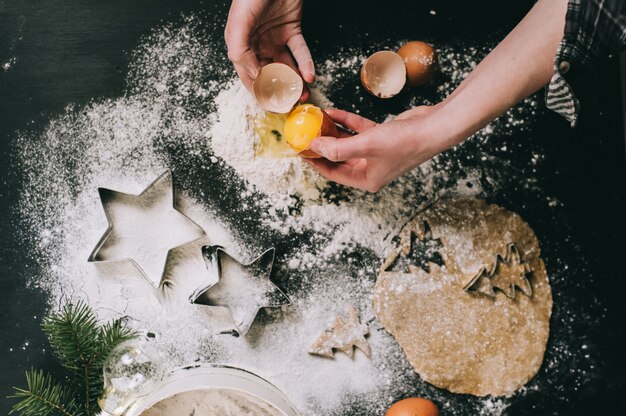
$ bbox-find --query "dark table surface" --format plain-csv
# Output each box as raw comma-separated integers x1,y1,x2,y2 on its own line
1,1,626,415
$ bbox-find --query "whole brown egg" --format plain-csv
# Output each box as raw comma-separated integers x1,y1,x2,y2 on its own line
396,41,437,86
385,397,440,416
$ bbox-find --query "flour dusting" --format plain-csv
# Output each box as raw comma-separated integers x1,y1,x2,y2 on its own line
11,14,591,416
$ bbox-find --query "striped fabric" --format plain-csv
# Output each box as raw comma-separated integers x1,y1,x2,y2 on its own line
546,66,579,127
546,0,626,126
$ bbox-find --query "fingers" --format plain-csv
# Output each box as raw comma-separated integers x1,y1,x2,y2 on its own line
258,57,272,67
224,4,261,90
287,34,315,83
274,48,299,72
231,52,261,90
336,127,354,139
300,85,311,102
304,158,368,189
310,135,372,162
324,109,377,133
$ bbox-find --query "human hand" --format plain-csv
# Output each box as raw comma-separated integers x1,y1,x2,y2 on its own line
224,0,314,97
304,0,569,193
304,106,458,192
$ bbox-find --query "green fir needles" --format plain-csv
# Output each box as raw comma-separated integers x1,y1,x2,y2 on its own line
9,301,137,416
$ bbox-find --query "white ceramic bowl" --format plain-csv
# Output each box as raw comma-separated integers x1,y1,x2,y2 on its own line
122,364,299,416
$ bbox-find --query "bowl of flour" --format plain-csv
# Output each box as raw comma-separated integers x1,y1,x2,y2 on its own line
123,364,299,416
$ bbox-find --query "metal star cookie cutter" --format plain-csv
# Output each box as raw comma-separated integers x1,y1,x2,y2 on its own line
190,245,291,336
88,171,206,290
463,243,533,299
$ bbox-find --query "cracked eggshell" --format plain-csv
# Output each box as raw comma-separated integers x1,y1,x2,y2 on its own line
360,51,406,99
253,63,304,113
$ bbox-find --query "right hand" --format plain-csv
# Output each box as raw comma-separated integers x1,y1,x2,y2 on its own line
224,0,314,95
305,106,456,193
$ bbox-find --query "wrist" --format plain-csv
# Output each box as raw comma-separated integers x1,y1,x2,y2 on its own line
408,103,468,159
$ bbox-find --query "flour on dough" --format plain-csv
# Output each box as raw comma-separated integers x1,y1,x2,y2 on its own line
373,197,552,397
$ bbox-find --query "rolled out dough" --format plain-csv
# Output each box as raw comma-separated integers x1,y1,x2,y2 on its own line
373,198,552,397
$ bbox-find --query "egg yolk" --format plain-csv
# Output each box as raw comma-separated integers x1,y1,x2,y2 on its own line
284,105,323,153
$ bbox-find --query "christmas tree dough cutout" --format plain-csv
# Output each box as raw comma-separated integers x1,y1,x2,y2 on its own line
464,243,533,299
309,306,370,358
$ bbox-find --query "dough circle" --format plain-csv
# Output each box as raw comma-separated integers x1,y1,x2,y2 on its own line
373,198,552,397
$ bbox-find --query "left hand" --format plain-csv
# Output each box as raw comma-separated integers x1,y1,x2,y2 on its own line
304,106,455,192
224,0,313,100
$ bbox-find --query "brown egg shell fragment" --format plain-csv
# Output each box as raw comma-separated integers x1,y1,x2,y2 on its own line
397,41,438,87
360,51,406,99
252,63,304,113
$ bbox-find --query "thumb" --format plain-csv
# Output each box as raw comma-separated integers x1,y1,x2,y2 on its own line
310,135,370,162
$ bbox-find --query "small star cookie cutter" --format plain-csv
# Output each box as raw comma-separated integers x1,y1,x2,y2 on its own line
463,243,533,299
88,171,206,290
190,245,291,336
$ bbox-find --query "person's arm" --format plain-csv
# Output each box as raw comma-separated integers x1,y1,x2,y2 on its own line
433,0,569,145
307,0,569,192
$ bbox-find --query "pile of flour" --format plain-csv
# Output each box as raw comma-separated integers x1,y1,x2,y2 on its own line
140,389,283,416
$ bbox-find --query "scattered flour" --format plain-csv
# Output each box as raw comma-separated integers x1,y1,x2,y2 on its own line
12,13,570,416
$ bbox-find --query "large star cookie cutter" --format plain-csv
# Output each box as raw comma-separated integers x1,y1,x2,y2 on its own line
88,171,206,290
190,245,291,336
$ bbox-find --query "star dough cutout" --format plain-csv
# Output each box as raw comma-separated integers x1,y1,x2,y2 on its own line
464,243,533,299
309,306,371,359
88,171,206,288
190,245,290,336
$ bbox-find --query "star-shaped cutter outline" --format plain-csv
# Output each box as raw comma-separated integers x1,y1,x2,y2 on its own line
87,170,206,290
189,245,291,336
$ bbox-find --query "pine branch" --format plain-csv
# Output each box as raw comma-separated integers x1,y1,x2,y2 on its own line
96,319,138,366
9,302,138,416
41,302,138,415
42,302,100,415
9,369,81,416
42,302,100,373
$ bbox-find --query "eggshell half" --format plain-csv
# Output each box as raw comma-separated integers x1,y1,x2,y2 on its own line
253,63,304,113
360,51,406,99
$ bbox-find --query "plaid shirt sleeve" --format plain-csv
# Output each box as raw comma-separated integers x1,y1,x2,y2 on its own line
547,0,626,127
